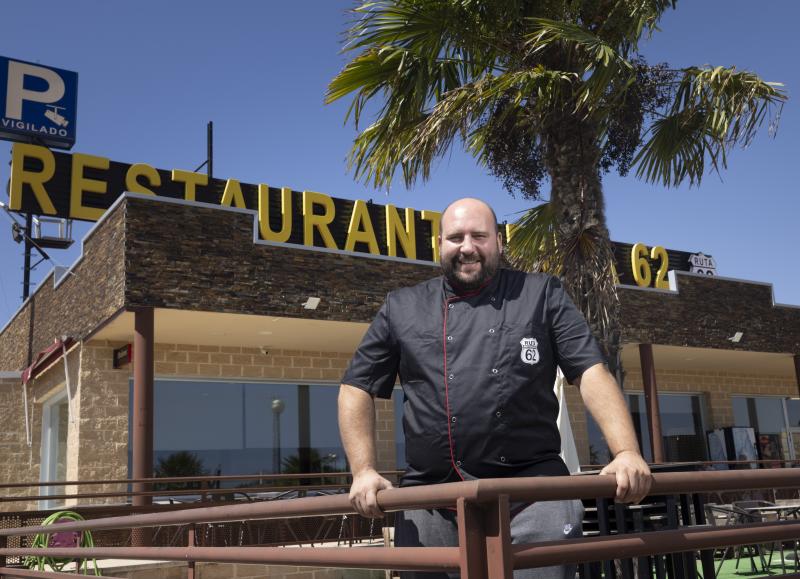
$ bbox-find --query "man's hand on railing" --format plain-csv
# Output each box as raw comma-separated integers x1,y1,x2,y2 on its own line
349,468,394,518
599,450,652,504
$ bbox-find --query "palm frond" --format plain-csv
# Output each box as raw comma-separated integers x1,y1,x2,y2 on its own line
525,18,634,113
595,0,677,53
505,203,559,273
633,66,786,186
506,201,619,349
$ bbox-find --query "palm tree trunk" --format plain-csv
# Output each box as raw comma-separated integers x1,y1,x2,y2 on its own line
545,119,622,381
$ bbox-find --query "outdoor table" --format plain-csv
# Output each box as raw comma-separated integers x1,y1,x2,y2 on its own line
744,503,800,572
744,503,800,520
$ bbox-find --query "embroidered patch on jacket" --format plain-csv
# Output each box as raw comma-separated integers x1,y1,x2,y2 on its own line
520,337,539,365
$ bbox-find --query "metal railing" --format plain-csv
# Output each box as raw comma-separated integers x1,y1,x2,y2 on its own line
0,471,394,552
0,471,375,505
2,468,800,578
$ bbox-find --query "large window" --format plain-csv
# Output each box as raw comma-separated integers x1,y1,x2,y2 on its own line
588,393,709,465
130,381,346,486
733,396,798,463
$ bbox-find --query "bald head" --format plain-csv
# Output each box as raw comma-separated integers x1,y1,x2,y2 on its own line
439,197,503,290
441,197,499,235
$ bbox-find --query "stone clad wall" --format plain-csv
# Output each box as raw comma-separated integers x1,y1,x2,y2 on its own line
0,348,82,509
0,375,31,505
123,197,435,324
619,274,800,354
73,341,133,505
0,205,126,372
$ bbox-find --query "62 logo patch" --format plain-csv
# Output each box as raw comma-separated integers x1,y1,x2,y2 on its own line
520,337,539,365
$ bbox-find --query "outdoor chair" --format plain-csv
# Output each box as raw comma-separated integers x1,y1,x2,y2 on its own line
704,504,769,576
734,499,800,573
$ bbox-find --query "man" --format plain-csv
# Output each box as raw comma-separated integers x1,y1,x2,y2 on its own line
338,197,651,578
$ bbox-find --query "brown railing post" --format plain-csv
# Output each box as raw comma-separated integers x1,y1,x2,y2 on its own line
457,497,487,579
187,523,196,579
483,495,513,579
456,495,512,579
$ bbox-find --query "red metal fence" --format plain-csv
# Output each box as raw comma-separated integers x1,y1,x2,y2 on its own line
1,468,800,578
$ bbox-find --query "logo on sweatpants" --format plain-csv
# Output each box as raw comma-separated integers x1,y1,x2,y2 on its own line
520,338,539,365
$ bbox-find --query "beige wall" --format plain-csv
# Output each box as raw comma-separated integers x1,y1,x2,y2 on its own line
0,375,31,506
0,347,82,510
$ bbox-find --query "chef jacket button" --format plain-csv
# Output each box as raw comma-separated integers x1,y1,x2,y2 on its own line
451,416,457,422
491,368,498,374
448,303,454,309
447,335,453,342
500,456,506,463
490,296,496,302
448,374,454,380
456,460,462,467
496,411,502,418
489,328,495,334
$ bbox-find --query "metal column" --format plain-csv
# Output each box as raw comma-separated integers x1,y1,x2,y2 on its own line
794,354,800,398
132,307,154,545
639,343,664,464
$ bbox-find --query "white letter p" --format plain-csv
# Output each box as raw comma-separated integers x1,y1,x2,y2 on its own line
5,61,65,120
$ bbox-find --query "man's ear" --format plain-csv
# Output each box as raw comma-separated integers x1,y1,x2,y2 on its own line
497,232,504,254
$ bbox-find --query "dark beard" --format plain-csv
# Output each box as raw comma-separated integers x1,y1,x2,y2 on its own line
441,255,499,291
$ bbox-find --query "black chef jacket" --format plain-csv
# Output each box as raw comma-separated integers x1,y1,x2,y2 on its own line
342,268,606,487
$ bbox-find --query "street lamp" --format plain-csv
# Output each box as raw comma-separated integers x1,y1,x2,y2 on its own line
271,398,285,474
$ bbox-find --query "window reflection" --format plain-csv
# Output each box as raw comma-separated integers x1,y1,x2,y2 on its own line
733,396,795,464
130,381,347,488
588,393,708,465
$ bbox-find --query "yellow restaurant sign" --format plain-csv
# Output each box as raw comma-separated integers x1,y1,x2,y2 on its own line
7,143,463,263
7,143,700,288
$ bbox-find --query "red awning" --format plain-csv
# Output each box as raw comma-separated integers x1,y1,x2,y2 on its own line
21,337,76,385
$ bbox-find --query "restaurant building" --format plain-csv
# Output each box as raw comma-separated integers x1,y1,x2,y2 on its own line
1,143,799,510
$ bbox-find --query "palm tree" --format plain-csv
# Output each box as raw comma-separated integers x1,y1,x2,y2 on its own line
326,0,785,371
281,449,345,486
153,451,207,491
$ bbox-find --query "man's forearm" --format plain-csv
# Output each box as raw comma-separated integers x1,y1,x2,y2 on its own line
578,363,641,457
578,363,652,503
338,383,379,475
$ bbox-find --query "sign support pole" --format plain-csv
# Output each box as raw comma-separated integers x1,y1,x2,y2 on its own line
22,213,32,300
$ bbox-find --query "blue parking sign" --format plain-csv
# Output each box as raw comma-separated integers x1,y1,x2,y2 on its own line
0,56,78,150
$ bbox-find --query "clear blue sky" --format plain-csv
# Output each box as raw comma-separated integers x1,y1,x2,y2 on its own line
0,1,797,328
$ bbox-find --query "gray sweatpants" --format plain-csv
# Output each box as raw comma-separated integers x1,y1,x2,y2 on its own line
394,499,584,579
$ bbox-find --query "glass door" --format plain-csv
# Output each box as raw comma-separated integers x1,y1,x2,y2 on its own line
40,392,69,509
